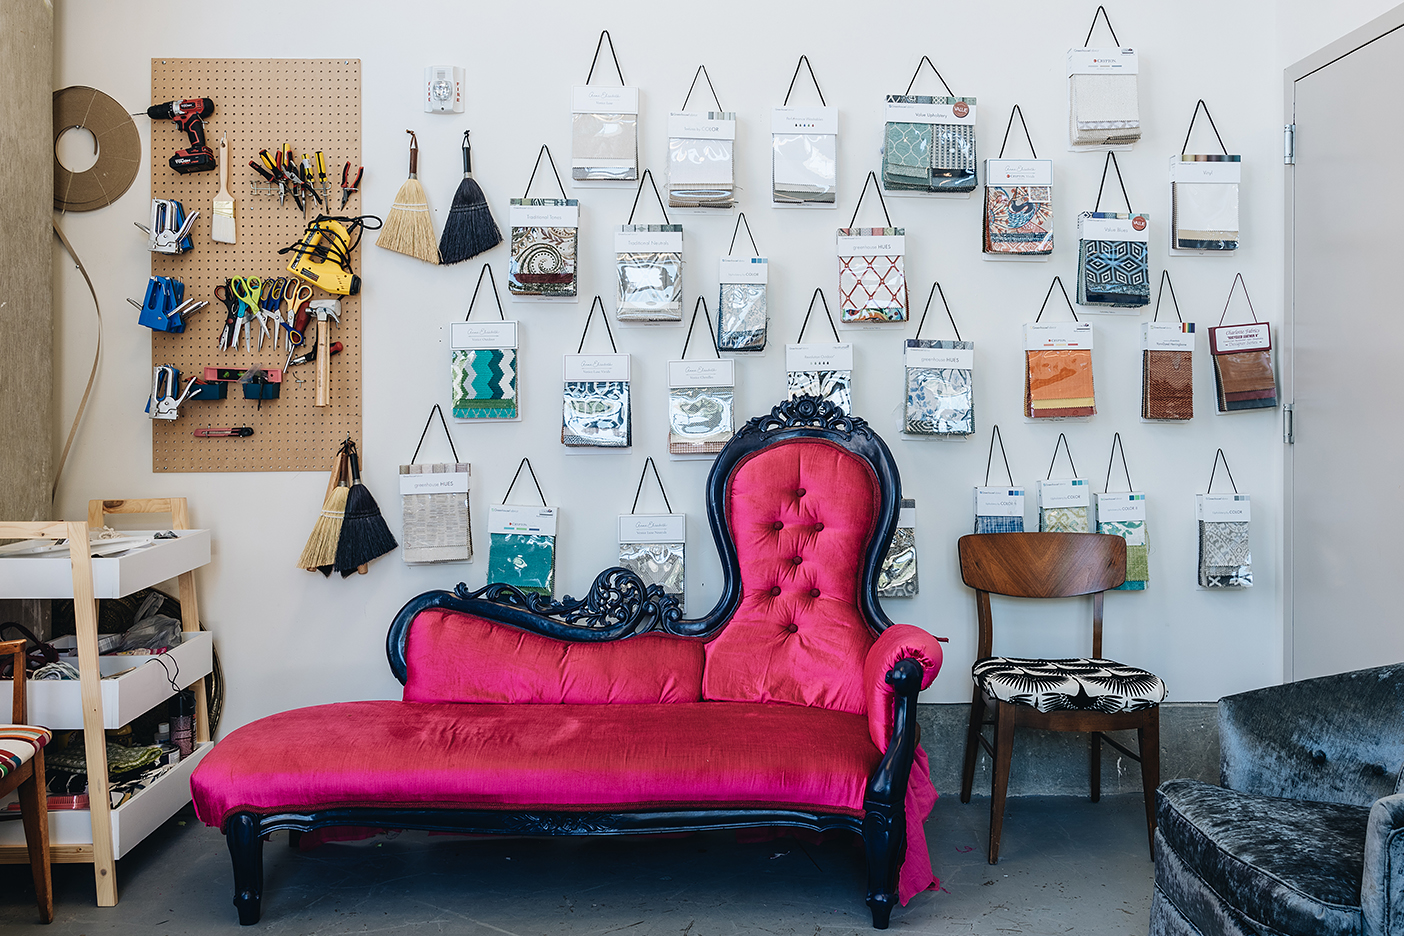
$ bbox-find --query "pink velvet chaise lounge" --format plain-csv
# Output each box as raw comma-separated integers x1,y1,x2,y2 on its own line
190,397,946,928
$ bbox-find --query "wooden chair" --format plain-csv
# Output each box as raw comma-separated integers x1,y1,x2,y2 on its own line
957,532,1164,864
1,638,54,922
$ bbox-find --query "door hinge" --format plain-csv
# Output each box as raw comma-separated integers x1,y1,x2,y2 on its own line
1284,124,1295,165
1283,403,1295,444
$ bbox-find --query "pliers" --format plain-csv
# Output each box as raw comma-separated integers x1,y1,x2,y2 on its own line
340,161,363,209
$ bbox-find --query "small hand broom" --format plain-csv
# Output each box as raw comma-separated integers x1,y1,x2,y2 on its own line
297,443,350,573
334,440,398,575
376,130,440,264
438,130,501,264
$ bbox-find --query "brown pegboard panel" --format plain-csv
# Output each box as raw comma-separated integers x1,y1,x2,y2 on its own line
149,58,361,472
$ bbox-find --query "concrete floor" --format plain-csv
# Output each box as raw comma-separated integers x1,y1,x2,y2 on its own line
0,794,1155,935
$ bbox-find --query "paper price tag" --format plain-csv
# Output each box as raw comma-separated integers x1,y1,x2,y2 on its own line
1197,493,1251,522
572,86,639,114
1025,322,1093,350
667,360,734,388
1142,322,1195,351
564,354,630,381
1095,491,1147,521
400,471,470,496
489,504,558,536
618,513,686,544
719,256,768,284
1038,478,1091,508
450,321,517,350
786,343,853,371
975,487,1025,516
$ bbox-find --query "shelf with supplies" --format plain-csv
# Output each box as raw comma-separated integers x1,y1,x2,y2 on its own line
0,498,211,908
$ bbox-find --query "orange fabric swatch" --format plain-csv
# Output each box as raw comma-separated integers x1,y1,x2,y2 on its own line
1025,349,1096,418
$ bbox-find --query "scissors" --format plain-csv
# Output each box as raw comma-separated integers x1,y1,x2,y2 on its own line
214,280,239,350
230,277,261,352
282,282,313,344
256,278,284,350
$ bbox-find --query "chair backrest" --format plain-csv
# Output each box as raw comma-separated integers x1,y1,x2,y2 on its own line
2,639,28,723
958,532,1127,659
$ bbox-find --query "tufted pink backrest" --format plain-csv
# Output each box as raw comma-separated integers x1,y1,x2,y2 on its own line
702,438,881,714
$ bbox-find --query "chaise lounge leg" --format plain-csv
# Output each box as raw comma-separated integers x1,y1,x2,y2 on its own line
863,806,901,929
227,813,264,925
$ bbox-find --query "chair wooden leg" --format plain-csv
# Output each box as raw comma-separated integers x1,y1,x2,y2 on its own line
960,686,986,804
988,701,1015,865
227,813,264,925
1138,711,1161,858
1089,731,1102,803
18,757,53,924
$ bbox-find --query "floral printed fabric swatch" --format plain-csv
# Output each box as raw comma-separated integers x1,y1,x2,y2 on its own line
1199,520,1251,588
508,199,578,298
619,542,685,595
787,370,852,415
451,348,517,420
905,339,974,436
984,185,1053,255
1040,505,1090,533
563,380,631,447
488,532,555,596
1099,518,1148,590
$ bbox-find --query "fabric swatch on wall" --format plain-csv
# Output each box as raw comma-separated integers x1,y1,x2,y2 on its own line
619,541,685,595
1040,505,1090,533
488,532,556,596
1069,73,1141,145
1173,182,1239,250
881,96,977,192
1213,350,1276,412
668,386,734,455
838,227,907,323
1078,228,1150,307
563,380,631,447
617,249,683,321
1198,520,1251,588
787,370,852,415
1142,349,1192,420
974,514,1024,534
509,213,577,298
904,340,974,436
1099,518,1148,590
451,348,518,420
1025,348,1096,418
877,524,918,598
984,185,1053,254
572,112,638,181
773,133,837,205
718,283,767,351
668,117,736,208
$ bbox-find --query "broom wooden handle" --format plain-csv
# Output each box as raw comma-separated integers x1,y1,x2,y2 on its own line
315,318,330,407
323,446,347,502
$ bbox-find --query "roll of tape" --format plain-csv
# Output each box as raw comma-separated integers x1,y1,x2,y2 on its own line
53,86,141,212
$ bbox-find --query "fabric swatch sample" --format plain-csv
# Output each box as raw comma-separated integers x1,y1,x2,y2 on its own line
973,657,1165,713
488,532,555,596
975,514,1024,534
1078,214,1150,308
619,541,685,595
838,227,907,323
617,249,683,322
883,121,931,183
400,462,472,564
563,380,631,447
718,283,767,352
668,116,735,208
984,185,1053,254
1025,348,1096,418
1099,518,1148,590
1173,182,1239,250
1142,350,1193,420
881,96,977,193
668,386,734,455
1040,505,1090,533
451,348,517,420
905,339,974,436
1069,73,1141,145
1199,520,1251,588
509,206,577,298
773,132,837,205
1213,350,1276,412
877,525,918,598
787,370,851,415
572,112,638,181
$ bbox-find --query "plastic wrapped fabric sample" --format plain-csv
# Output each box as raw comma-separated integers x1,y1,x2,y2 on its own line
1099,518,1147,590
668,386,734,455
1198,520,1251,588
1024,348,1096,418
1070,72,1140,146
1173,181,1239,251
881,95,977,193
1142,349,1192,420
773,132,836,205
1078,213,1150,308
787,370,851,415
984,185,1053,255
1040,505,1090,533
562,380,631,447
618,541,685,595
616,224,684,322
877,500,918,598
508,201,578,298
488,532,556,596
904,340,973,436
882,120,931,188
1213,350,1276,412
451,348,517,420
400,463,472,564
718,283,766,351
572,112,638,181
668,114,736,208
837,227,907,323
975,514,1024,534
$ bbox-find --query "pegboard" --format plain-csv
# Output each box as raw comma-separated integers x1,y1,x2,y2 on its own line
150,58,362,472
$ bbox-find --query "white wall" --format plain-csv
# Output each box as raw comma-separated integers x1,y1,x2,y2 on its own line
48,0,1394,732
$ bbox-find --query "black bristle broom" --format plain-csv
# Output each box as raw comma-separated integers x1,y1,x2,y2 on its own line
438,130,501,264
333,441,398,575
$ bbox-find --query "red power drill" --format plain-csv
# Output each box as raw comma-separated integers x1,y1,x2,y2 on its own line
146,98,216,174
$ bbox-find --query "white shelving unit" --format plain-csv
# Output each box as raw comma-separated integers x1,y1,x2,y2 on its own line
0,499,212,907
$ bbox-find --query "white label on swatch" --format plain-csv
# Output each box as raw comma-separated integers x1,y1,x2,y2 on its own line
489,504,558,536
1170,157,1242,183
1095,491,1147,521
898,505,917,528
1039,478,1091,508
786,343,853,370
668,112,735,140
1082,215,1150,243
976,487,1025,516
986,159,1052,186
616,229,683,252
906,346,973,369
1067,48,1140,75
719,256,768,284
772,106,838,135
450,321,517,350
618,513,686,544
1197,493,1251,522
1211,324,1271,354
885,101,976,125
837,235,905,256
572,86,639,114
667,359,734,388
563,353,630,381
1025,322,1093,350
510,203,579,227
400,471,470,496
1142,322,1195,351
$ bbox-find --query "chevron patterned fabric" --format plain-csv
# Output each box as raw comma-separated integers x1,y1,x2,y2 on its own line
452,349,518,420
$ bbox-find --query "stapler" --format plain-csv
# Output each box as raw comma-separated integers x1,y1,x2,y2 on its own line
136,199,198,254
147,366,200,420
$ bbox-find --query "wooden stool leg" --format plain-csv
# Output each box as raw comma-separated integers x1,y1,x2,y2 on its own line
1139,711,1161,858
988,702,1015,864
18,758,53,923
1089,731,1102,803
960,686,986,804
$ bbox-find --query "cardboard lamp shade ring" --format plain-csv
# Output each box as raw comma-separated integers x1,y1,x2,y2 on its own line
53,86,141,212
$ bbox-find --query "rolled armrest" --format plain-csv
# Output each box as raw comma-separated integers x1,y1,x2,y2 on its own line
1363,793,1404,936
864,624,943,752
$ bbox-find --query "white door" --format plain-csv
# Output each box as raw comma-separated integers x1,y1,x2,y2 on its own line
1286,12,1404,680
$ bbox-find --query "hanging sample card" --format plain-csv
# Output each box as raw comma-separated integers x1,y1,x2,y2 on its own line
983,159,1053,256
1067,48,1140,148
974,486,1025,533
1142,322,1195,420
904,339,974,436
837,229,907,323
1171,155,1240,252
450,320,518,421
772,106,838,207
1024,322,1095,418
667,111,737,209
1078,212,1150,309
508,199,579,299
562,353,631,448
786,342,853,414
616,225,684,322
877,499,918,598
572,86,639,181
400,464,472,564
487,504,558,596
667,359,735,456
1209,323,1276,412
1038,478,1091,532
881,96,978,194
1197,493,1251,588
718,256,768,352
1096,491,1148,590
618,512,686,598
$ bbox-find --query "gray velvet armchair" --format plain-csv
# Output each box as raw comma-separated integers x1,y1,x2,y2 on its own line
1152,663,1404,936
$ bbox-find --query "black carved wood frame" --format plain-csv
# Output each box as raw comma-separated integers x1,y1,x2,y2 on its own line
223,398,921,930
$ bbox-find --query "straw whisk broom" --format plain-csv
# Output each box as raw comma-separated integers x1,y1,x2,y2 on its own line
333,439,398,575
439,130,501,264
298,442,350,573
376,129,440,264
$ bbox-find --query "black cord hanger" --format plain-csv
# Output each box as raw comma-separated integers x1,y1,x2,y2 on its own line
626,169,671,225
1045,432,1079,480
410,404,461,464
795,288,840,343
727,212,760,257
584,30,627,85
576,296,619,354
631,457,674,514
1035,276,1080,322
782,55,827,106
680,297,721,359
1218,273,1259,326
914,282,963,342
1181,100,1228,155
847,171,894,229
1103,432,1133,492
903,56,956,96
984,425,1015,486
502,457,548,506
680,65,724,112
1093,151,1134,214
464,264,505,321
1083,5,1122,47
1206,448,1239,494
998,105,1039,159
1152,270,1183,323
523,145,569,200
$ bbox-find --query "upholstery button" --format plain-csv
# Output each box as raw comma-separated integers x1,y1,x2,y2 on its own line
813,522,824,532
772,521,784,531
792,556,803,565
1312,750,1327,766
796,488,806,497
810,588,820,598
769,586,781,597
786,623,799,633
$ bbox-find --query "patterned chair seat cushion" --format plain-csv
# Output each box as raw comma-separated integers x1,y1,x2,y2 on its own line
972,657,1166,713
0,725,52,780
